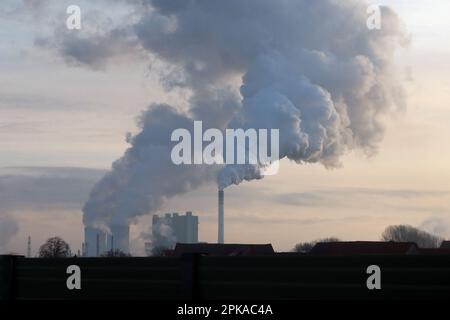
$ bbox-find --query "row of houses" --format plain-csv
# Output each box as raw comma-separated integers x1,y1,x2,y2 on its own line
166,240,450,256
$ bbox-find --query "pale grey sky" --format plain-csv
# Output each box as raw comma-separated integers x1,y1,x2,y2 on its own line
1,1,449,254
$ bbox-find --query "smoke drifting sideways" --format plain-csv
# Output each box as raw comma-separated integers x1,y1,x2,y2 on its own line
0,216,19,252
140,218,177,254
39,0,407,227
82,105,218,227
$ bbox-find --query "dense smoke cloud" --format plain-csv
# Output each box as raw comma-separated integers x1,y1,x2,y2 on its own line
140,217,177,255
40,0,406,226
82,105,217,227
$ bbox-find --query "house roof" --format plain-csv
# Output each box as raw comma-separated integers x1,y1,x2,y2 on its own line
173,243,275,256
309,241,418,256
440,241,450,249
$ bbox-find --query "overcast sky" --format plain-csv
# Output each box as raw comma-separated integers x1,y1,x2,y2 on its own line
1,0,449,254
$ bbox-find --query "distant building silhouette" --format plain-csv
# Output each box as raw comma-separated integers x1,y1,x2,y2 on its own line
309,241,419,255
107,225,130,254
172,243,274,256
84,227,107,257
84,225,130,257
441,241,450,249
150,212,199,249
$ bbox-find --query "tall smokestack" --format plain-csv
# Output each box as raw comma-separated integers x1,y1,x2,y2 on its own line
96,233,100,257
27,236,31,258
218,189,224,244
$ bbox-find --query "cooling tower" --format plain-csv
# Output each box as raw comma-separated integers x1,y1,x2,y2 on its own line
218,189,224,244
84,227,106,257
107,225,130,254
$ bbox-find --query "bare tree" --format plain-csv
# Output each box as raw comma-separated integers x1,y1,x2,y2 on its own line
39,236,72,258
293,237,340,253
100,249,131,257
381,225,443,248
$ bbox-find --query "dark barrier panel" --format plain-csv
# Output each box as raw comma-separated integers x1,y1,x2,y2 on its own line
0,255,21,300
1,254,450,300
197,255,450,299
13,256,182,300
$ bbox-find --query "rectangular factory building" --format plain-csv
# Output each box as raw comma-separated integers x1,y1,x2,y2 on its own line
170,211,198,243
152,211,199,248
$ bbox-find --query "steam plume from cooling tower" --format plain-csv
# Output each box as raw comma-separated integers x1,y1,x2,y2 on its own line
50,0,408,227
0,216,18,252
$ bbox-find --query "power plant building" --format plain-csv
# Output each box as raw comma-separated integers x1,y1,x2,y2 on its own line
152,211,199,249
84,225,130,257
107,225,130,254
83,227,107,257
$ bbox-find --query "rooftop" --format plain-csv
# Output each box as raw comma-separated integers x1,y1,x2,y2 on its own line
309,241,419,256
172,243,275,256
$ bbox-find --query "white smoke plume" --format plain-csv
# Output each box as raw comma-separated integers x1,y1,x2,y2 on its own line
151,219,177,248
83,104,217,227
0,216,19,253
40,0,407,226
420,216,450,239
139,218,177,256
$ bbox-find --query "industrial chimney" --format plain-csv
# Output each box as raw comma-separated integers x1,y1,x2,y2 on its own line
218,189,224,244
96,233,100,256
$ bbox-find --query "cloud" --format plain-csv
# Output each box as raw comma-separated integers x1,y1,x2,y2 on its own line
0,166,107,252
200,211,369,226
269,188,450,209
0,167,106,213
36,28,142,70
0,91,79,111
272,192,339,207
